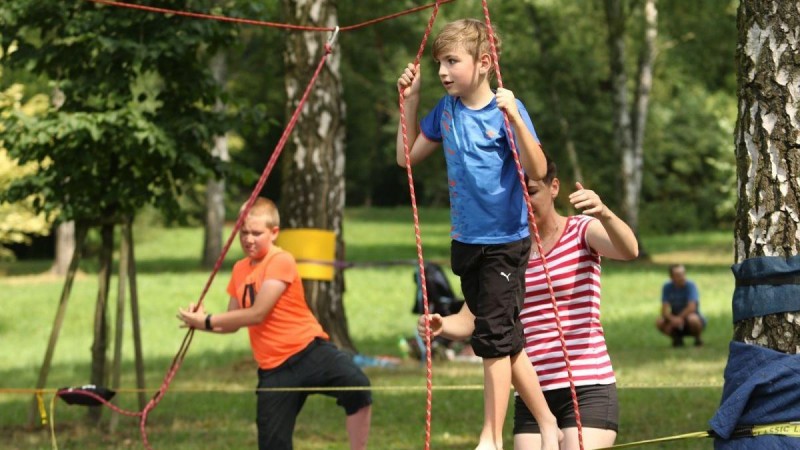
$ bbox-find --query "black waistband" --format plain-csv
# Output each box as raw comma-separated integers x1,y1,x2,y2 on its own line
258,337,327,374
735,274,800,287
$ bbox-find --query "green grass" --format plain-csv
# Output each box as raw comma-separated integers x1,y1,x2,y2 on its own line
0,208,736,449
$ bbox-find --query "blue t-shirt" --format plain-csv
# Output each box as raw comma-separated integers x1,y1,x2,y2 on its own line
661,280,700,316
419,95,539,244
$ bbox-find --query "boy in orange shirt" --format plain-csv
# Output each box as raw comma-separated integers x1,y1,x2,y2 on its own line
178,197,372,450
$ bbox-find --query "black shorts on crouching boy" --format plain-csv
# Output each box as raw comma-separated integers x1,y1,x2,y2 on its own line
450,237,531,359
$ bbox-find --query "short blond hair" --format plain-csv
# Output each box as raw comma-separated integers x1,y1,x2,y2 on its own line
242,197,280,228
432,19,501,74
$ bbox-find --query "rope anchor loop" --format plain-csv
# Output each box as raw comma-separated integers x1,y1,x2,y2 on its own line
327,26,340,50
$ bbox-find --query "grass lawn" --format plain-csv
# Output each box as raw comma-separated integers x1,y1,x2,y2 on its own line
0,207,735,449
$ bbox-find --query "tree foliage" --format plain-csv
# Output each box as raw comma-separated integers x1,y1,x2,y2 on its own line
0,0,236,224
0,58,53,259
1,0,741,236
336,0,738,233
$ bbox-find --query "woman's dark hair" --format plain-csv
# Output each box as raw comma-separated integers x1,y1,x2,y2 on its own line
524,153,558,185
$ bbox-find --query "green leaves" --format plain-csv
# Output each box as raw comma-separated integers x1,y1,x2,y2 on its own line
129,68,165,115
0,0,235,224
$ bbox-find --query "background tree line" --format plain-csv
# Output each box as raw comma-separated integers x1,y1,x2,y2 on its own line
1,0,737,247
241,0,736,234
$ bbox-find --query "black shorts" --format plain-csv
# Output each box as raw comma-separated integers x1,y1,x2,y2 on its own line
255,338,372,450
513,384,619,434
450,237,531,358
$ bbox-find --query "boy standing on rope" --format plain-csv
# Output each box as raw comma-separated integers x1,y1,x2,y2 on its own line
178,197,372,450
396,18,559,450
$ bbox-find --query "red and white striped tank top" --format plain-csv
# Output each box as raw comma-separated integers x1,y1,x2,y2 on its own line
521,215,615,391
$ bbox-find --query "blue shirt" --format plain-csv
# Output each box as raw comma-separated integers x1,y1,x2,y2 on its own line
661,280,700,316
419,95,539,244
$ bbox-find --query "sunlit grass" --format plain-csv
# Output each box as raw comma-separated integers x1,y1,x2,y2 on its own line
1,209,737,449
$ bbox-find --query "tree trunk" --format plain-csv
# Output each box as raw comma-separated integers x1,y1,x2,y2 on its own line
203,51,229,269
732,0,800,353
604,0,634,215
281,0,354,352
88,223,113,422
629,0,657,233
49,221,75,276
605,0,656,257
47,86,72,276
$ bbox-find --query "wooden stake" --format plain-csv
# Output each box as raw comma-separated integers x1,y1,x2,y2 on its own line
27,224,88,427
125,220,147,410
109,220,130,432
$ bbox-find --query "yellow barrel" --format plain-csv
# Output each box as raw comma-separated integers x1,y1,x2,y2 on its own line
275,228,336,281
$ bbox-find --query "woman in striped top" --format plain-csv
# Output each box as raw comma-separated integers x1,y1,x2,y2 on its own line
418,159,638,449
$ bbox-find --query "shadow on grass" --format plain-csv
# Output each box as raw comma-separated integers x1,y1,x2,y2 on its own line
0,260,55,276
603,258,735,275
1,244,454,278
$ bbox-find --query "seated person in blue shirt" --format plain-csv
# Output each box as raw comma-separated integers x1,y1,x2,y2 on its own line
656,264,706,347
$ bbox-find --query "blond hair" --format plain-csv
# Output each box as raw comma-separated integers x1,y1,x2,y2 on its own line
242,197,280,228
432,19,501,75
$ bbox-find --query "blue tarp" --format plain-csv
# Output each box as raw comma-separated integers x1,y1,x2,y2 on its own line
710,341,800,449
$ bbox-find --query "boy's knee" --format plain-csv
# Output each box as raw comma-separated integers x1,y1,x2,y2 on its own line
341,390,372,416
338,370,372,415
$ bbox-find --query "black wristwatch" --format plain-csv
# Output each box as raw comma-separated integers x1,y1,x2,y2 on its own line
205,314,212,331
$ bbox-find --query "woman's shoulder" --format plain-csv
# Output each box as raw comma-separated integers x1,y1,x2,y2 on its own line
565,215,598,249
567,214,596,230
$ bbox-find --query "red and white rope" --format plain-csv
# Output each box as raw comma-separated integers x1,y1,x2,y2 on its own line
398,2,446,447
480,1,584,448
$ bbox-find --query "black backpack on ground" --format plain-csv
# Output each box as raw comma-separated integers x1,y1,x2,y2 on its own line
411,262,463,317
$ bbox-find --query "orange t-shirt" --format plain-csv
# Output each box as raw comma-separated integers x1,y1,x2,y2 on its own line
226,246,328,370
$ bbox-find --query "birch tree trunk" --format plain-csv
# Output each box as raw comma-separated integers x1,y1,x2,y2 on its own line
604,0,634,217
629,0,657,231
203,51,229,269
732,0,800,353
604,0,657,255
281,0,354,352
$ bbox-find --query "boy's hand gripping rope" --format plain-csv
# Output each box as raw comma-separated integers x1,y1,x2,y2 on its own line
398,2,445,450
480,1,585,449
